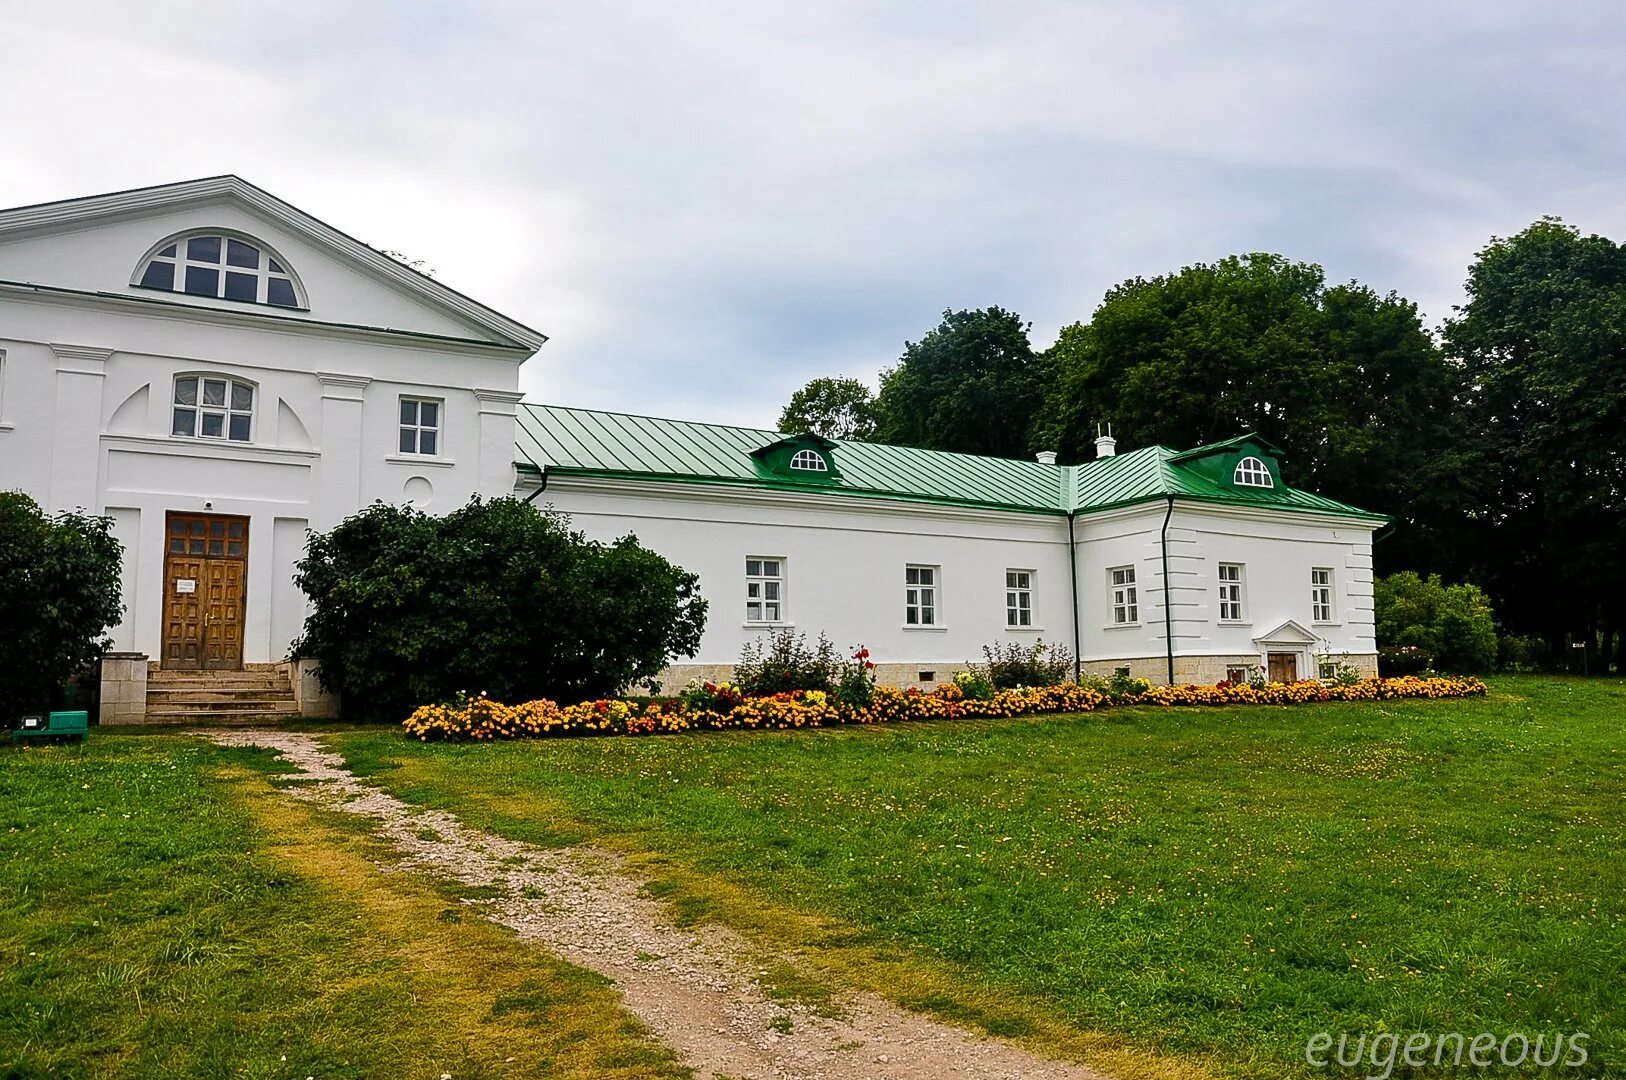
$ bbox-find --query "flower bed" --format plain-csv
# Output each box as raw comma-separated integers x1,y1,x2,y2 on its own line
402,675,1487,742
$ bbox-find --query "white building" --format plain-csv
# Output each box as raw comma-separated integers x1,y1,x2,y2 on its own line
0,178,1382,720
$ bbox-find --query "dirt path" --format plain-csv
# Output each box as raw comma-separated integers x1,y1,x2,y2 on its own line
208,730,1111,1080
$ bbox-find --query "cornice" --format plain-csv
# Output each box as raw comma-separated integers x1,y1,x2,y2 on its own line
50,342,114,374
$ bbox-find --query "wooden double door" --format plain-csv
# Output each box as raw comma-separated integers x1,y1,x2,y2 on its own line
162,512,249,671
1267,651,1299,684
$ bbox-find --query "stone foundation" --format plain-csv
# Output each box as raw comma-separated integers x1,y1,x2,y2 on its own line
651,661,973,694
99,652,150,725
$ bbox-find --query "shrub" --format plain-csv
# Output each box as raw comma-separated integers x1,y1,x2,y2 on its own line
734,630,843,695
952,669,995,700
1378,645,1435,676
1374,571,1498,674
0,492,124,721
293,497,707,721
834,645,877,709
973,639,1074,689
1497,633,1549,673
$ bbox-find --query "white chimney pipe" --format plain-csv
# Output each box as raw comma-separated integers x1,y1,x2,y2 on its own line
1035,450,1058,465
1094,423,1117,458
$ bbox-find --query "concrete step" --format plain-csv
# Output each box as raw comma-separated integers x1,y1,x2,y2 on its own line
147,685,295,699
144,704,300,723
145,695,297,710
147,678,290,691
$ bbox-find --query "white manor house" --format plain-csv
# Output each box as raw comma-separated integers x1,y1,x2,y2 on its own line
0,178,1383,721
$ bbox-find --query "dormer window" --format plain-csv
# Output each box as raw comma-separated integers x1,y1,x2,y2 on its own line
136,233,301,308
1233,456,1273,487
789,449,828,472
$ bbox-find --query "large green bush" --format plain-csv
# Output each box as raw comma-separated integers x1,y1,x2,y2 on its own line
1374,571,1497,674
293,497,706,721
0,491,124,720
733,629,842,695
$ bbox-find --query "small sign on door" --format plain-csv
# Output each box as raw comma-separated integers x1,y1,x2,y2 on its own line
175,578,197,594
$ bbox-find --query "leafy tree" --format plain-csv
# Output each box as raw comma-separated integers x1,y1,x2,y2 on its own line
777,376,879,440
1444,217,1626,669
1032,254,1463,572
873,307,1048,458
293,497,707,720
1374,571,1498,674
0,492,123,720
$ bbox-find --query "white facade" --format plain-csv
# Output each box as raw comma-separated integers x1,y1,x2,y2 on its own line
0,177,541,668
2,177,1379,698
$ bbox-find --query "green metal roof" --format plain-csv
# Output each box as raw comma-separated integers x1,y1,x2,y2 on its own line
514,403,1384,521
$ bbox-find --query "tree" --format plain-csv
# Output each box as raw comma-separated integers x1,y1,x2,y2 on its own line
1374,571,1498,674
1443,218,1626,670
0,492,124,720
873,307,1048,458
1032,254,1463,572
293,497,707,720
777,376,879,439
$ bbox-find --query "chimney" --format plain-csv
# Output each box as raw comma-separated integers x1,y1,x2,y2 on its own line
1094,423,1117,459
1035,450,1058,465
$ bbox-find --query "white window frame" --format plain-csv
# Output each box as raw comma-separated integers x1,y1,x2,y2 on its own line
905,564,940,627
135,232,302,308
171,373,254,443
1005,569,1036,628
745,557,786,624
398,396,443,456
1217,562,1247,622
1109,565,1138,625
1233,456,1274,487
0,348,7,428
1311,567,1336,623
789,448,828,472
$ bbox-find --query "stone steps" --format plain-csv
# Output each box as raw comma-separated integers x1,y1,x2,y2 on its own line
143,665,299,725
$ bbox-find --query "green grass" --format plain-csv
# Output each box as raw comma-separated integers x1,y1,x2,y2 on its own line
331,676,1626,1079
0,734,688,1079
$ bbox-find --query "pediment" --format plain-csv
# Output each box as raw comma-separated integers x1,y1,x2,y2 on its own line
1253,619,1319,645
0,176,543,351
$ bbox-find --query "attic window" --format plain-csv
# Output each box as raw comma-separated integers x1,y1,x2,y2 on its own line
789,449,828,472
136,233,301,308
1233,456,1274,488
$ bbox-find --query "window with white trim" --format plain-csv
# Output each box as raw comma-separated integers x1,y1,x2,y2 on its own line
1311,567,1335,622
789,448,828,472
137,234,300,308
1233,456,1273,487
1319,659,1339,680
905,565,938,626
1109,566,1138,624
1005,570,1034,627
172,375,253,442
0,348,7,424
1217,563,1245,621
745,558,785,623
398,397,441,455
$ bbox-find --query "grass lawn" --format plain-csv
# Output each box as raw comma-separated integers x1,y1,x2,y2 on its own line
0,735,687,1079
332,676,1626,1079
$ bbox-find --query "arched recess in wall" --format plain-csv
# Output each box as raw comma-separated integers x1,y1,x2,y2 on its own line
277,397,313,450
106,384,149,435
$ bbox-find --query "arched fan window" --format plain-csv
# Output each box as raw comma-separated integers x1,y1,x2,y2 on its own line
136,233,302,308
1233,456,1274,487
789,449,828,472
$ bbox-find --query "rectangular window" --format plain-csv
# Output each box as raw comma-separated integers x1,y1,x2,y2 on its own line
1005,569,1034,627
1217,563,1245,621
1319,659,1339,680
1109,566,1138,624
399,396,441,456
905,565,938,626
1225,665,1249,684
0,348,6,424
745,557,784,623
1311,567,1335,622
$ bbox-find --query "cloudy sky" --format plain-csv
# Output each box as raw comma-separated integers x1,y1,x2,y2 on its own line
4,1,1623,426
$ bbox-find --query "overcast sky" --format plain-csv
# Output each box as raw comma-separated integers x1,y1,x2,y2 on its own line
4,1,1624,427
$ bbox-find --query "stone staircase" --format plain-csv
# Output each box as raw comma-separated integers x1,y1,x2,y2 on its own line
144,663,300,725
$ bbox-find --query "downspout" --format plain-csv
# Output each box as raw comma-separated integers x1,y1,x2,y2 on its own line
1160,495,1175,685
523,468,549,503
1067,510,1081,683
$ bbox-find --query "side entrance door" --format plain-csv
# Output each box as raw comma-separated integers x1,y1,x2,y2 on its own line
1267,651,1298,684
162,512,249,671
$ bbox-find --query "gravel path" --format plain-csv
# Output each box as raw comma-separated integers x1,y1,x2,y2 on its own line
209,730,1111,1080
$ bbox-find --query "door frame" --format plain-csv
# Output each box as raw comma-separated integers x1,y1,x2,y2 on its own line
160,511,251,671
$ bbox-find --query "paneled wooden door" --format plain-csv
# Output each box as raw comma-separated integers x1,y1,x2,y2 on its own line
162,513,249,671
1267,651,1298,684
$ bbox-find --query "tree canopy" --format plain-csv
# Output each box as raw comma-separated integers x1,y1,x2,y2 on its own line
294,497,707,721
777,376,879,440
0,492,124,719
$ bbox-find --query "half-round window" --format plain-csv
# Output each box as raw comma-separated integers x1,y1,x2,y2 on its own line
1233,456,1273,487
172,374,254,442
136,233,302,308
789,449,828,472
